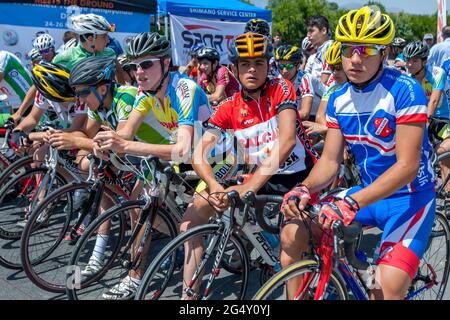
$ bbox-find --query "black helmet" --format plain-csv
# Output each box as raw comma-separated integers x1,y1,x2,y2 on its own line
275,45,303,63
244,19,271,37
392,37,407,48
126,32,171,59
403,41,430,59
32,61,74,102
196,47,220,62
69,56,116,87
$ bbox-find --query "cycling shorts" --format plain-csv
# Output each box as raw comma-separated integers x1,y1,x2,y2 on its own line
339,186,436,279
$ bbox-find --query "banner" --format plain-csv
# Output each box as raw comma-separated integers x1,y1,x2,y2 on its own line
437,0,447,43
0,0,157,14
0,2,150,70
170,15,266,66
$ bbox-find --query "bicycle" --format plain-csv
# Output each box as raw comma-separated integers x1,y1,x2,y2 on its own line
134,190,285,300
66,155,196,300
253,195,450,300
0,143,80,268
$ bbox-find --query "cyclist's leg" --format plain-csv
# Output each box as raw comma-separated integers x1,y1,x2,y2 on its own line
180,189,216,299
369,190,436,300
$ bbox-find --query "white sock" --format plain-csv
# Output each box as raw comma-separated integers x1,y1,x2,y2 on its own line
92,234,109,261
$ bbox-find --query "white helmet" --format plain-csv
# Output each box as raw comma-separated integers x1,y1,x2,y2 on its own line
70,13,113,35
33,34,55,51
63,37,79,51
28,48,42,63
301,37,313,51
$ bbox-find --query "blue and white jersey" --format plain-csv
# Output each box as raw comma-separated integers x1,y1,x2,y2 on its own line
326,67,434,195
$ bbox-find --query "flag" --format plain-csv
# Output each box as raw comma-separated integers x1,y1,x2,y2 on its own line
437,0,447,43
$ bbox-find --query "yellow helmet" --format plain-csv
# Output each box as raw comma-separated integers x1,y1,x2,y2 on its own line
32,61,74,103
325,41,342,66
335,6,395,45
228,32,274,63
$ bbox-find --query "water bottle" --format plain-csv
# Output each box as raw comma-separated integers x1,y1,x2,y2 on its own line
261,230,281,272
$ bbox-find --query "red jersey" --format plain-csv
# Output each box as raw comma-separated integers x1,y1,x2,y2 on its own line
209,77,318,174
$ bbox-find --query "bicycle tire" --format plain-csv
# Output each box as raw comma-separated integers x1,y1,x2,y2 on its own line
0,167,66,269
408,212,450,300
20,181,117,293
67,200,178,300
135,223,249,300
0,155,33,187
253,259,349,300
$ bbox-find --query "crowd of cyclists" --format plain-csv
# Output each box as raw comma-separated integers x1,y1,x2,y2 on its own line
0,5,450,300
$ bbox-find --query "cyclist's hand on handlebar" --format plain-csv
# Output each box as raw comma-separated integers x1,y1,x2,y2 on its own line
208,183,228,212
48,131,76,150
224,183,256,201
93,126,127,153
282,184,311,219
318,196,359,229
10,112,21,126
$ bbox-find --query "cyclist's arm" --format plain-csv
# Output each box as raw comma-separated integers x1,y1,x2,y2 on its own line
244,108,298,192
315,99,328,126
64,114,87,132
207,84,226,103
301,127,346,193
72,118,101,151
11,85,37,122
320,73,330,85
349,123,425,208
192,129,224,190
299,96,313,120
116,109,145,140
427,89,443,117
120,125,193,161
14,105,44,133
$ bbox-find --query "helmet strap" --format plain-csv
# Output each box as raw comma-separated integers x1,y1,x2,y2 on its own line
91,34,97,54
91,82,112,110
144,58,170,96
412,61,426,78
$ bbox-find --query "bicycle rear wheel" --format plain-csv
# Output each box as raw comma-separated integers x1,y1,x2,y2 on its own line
67,201,177,300
408,212,450,300
135,223,249,300
0,167,66,269
253,259,348,300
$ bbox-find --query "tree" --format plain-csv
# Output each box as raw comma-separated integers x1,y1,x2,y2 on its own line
239,0,254,5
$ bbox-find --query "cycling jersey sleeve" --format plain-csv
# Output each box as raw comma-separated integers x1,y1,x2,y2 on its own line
430,66,445,91
34,91,49,111
216,66,230,87
87,109,102,124
321,60,331,75
325,88,341,129
0,51,8,73
175,78,201,126
300,74,315,98
133,90,152,116
272,78,297,113
394,77,428,124
208,100,232,131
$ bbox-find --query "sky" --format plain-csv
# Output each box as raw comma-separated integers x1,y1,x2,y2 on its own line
251,0,445,15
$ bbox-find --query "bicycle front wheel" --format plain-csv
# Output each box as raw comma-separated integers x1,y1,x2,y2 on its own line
136,224,249,300
253,259,349,300
67,201,178,300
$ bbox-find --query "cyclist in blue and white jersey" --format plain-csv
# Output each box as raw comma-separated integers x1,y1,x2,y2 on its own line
282,6,435,300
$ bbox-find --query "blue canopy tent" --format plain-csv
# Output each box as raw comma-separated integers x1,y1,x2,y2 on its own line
157,0,272,22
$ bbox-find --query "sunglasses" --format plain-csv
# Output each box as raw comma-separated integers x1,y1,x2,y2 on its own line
39,48,53,55
330,64,343,72
129,58,160,72
278,63,296,70
340,44,385,58
74,87,92,98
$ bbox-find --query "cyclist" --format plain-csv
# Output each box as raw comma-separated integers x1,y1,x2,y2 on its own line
305,15,333,85
302,36,317,72
196,47,239,105
302,41,348,137
183,32,318,299
67,55,138,270
391,37,407,71
28,48,42,66
282,6,435,300
182,43,204,80
91,32,215,300
0,50,33,127
275,45,304,109
33,33,56,63
53,13,117,70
